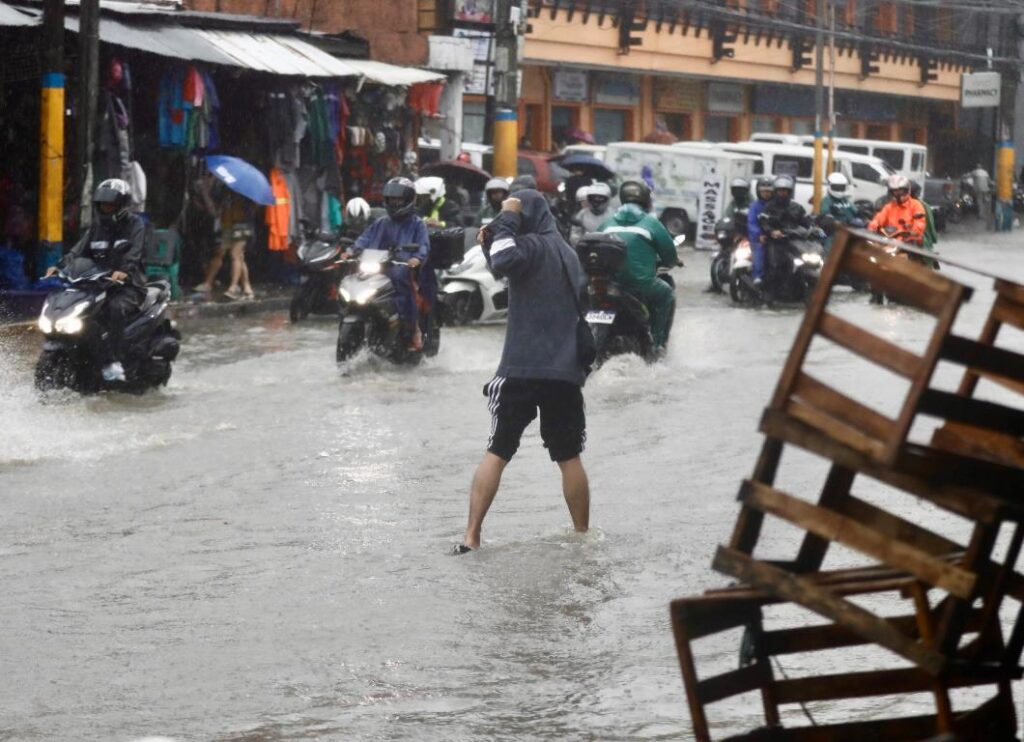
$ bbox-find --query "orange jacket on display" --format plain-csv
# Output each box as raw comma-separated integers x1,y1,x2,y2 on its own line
266,168,290,251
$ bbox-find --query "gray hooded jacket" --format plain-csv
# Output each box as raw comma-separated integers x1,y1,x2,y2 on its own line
482,189,587,386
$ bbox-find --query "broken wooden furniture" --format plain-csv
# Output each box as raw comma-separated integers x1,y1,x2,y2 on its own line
672,230,1024,741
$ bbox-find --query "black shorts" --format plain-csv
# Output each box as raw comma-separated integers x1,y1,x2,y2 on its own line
484,376,586,463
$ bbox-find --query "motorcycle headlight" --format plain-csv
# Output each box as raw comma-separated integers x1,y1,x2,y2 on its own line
56,316,84,334
38,315,53,334
359,261,381,275
339,287,352,303
801,253,823,266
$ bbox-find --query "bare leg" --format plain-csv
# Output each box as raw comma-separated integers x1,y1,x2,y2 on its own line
227,241,244,292
240,254,253,295
557,456,590,532
198,247,226,291
462,452,508,549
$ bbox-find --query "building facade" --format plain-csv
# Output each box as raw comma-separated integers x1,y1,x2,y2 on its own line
504,0,1015,175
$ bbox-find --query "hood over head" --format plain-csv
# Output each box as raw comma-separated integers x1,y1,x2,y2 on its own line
514,189,557,235
612,202,647,225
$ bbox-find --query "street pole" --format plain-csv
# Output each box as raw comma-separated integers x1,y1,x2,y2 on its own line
491,0,519,179
38,0,65,276
812,0,825,212
826,0,836,177
77,0,100,230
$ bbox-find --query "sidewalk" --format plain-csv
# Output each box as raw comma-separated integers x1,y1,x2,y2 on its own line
0,287,293,339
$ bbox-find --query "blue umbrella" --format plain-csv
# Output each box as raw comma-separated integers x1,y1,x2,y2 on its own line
558,153,615,180
205,155,275,206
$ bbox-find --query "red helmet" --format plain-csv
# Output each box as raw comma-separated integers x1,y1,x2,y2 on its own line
455,152,472,163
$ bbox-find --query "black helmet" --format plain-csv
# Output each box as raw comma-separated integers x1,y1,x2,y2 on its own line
730,177,750,202
382,177,416,221
619,180,652,211
93,178,132,227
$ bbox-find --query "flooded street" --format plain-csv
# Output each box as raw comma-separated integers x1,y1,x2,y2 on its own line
2,229,1023,741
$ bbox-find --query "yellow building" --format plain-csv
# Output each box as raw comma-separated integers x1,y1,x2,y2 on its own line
487,1,1006,173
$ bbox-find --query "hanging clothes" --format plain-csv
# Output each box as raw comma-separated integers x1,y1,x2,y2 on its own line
158,69,187,148
201,71,220,151
266,168,291,251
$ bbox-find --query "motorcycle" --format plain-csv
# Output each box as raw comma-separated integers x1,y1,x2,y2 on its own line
439,243,508,325
35,257,180,393
290,234,352,322
868,226,937,305
729,224,824,306
1014,182,1024,215
710,213,748,293
576,233,682,366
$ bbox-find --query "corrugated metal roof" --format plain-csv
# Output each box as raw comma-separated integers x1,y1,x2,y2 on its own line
0,2,39,27
59,13,445,85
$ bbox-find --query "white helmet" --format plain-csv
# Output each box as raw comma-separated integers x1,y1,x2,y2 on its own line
826,172,849,199
588,182,612,199
345,197,370,222
576,185,591,204
414,176,445,201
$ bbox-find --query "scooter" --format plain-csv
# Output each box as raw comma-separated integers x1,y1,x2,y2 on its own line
576,233,682,366
729,225,824,306
439,243,508,325
335,247,441,365
710,216,748,293
35,257,180,393
290,234,352,322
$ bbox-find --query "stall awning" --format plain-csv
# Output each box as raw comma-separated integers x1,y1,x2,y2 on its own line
0,2,39,27
62,14,445,85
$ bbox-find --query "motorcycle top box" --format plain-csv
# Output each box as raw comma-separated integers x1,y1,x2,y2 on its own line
575,233,626,276
428,228,465,270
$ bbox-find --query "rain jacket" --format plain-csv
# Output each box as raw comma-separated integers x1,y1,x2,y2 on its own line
63,214,147,288
868,197,927,245
354,215,429,263
481,189,587,386
821,195,859,223
597,203,678,288
476,202,501,227
424,197,462,228
748,198,769,246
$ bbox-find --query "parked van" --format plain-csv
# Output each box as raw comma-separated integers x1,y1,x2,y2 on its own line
796,136,927,188
605,142,759,249
722,142,894,207
749,133,802,145
561,144,608,162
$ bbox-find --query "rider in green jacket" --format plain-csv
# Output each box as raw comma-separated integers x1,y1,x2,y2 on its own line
598,180,679,350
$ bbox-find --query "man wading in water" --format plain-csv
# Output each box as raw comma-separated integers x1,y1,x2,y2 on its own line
454,189,591,553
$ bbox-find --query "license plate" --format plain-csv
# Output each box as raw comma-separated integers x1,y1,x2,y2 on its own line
586,309,616,325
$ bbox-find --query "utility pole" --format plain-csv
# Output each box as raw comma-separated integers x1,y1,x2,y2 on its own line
826,0,836,177
491,0,519,178
812,0,825,212
77,0,100,229
38,0,65,276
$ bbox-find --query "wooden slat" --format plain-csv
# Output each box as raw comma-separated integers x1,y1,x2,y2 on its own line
784,399,889,460
670,597,761,641
720,715,940,742
740,481,977,599
793,464,856,572
712,546,947,675
760,408,1011,523
772,667,1005,704
918,389,1024,438
844,245,962,315
932,422,1024,469
994,278,1024,309
729,437,784,554
993,294,1024,332
696,664,765,705
790,371,896,443
941,334,1024,396
818,311,922,378
837,494,961,557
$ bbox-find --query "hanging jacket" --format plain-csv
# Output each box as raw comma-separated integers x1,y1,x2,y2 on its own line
597,203,678,288
266,168,291,251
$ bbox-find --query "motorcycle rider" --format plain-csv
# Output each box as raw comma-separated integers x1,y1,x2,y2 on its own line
577,182,613,235
747,176,777,286
476,178,510,227
597,180,678,351
758,175,814,287
45,179,145,382
868,174,927,246
346,177,430,351
819,173,860,255
415,176,461,228
724,177,753,229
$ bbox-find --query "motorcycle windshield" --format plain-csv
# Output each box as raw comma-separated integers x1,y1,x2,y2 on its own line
64,257,109,283
300,241,340,264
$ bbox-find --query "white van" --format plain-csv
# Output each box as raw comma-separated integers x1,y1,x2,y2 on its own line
605,142,759,249
417,138,492,170
749,133,803,145
723,142,894,207
795,136,928,188
562,144,607,162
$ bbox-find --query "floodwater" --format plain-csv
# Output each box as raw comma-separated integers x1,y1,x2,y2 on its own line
1,228,1023,741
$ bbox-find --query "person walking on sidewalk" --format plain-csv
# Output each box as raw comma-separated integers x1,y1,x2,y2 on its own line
194,184,255,301
455,189,591,553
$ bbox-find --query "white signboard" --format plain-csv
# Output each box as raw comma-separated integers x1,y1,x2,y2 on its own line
553,70,588,102
961,72,1001,109
697,164,724,251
